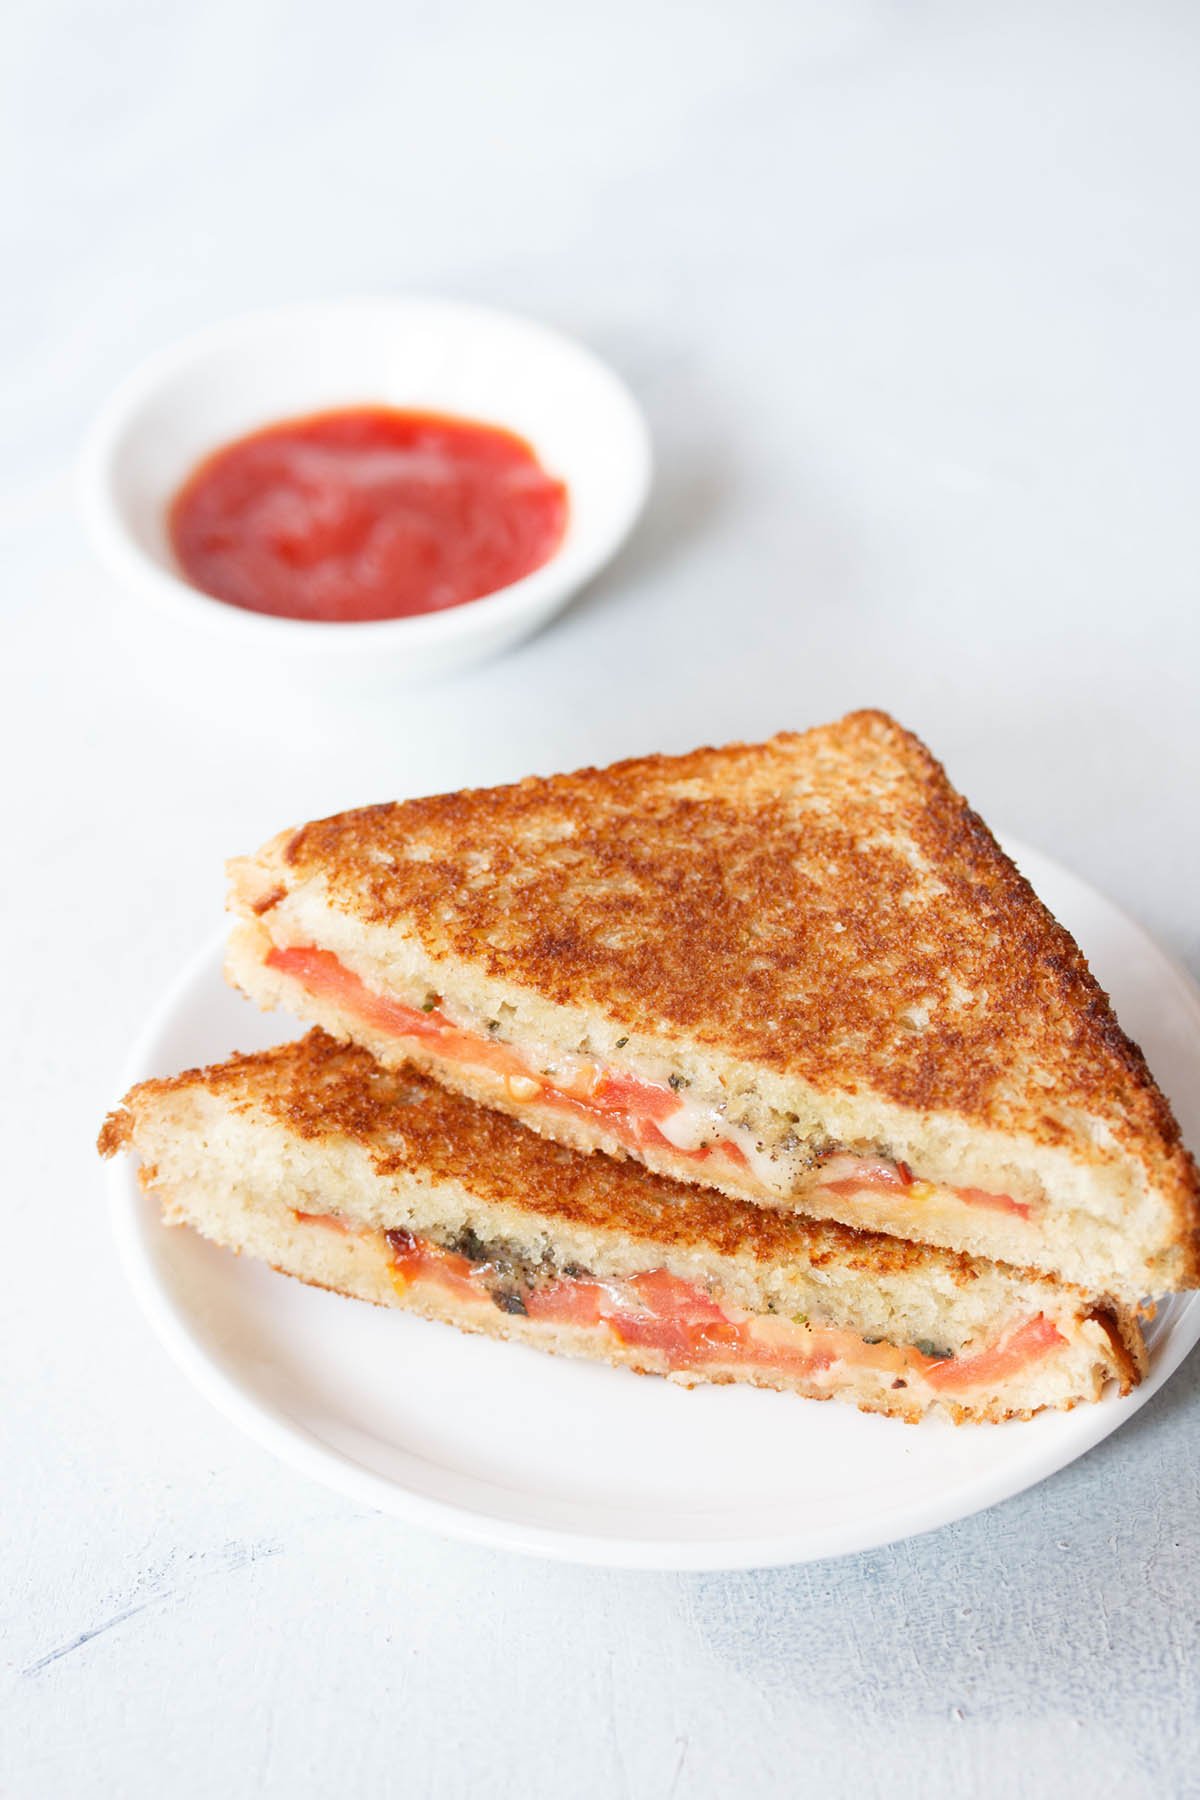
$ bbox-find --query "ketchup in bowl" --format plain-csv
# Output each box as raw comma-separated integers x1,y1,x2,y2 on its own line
168,407,568,624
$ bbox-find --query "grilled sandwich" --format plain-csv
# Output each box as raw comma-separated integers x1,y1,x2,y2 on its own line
99,1030,1145,1424
226,710,1199,1304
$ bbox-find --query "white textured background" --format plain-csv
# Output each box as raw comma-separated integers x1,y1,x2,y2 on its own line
4,2,1199,1795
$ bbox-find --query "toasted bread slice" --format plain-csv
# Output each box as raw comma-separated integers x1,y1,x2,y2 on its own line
226,710,1199,1302
100,1030,1144,1424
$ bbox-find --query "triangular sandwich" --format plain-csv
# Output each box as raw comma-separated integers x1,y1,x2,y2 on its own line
100,1031,1145,1424
226,712,1199,1303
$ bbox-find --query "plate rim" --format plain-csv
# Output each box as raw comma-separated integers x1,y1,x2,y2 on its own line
104,837,1200,1569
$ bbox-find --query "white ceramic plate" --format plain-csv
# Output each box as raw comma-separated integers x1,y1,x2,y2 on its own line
106,840,1200,1568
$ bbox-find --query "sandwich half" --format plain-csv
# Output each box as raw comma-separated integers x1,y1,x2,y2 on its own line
226,710,1199,1304
99,1030,1145,1424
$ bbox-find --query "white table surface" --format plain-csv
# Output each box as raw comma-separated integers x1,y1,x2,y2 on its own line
5,2,1200,1794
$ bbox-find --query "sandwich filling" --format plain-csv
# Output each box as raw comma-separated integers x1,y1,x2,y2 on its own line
267,943,1034,1232
295,1208,1067,1396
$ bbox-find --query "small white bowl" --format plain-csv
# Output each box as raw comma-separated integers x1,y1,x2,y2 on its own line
80,298,652,687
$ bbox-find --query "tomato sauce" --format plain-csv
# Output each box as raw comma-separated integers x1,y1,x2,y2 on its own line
168,407,568,622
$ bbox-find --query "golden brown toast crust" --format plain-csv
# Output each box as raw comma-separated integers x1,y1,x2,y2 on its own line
100,1028,1095,1299
250,710,1198,1249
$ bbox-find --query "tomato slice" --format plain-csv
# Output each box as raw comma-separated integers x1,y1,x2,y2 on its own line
923,1314,1064,1390
386,1228,480,1303
590,1069,680,1123
626,1268,728,1321
526,1266,814,1369
523,1279,609,1327
818,1153,912,1194
264,943,754,1170
525,1271,729,1352
636,1116,749,1170
266,945,524,1078
953,1186,1032,1221
817,1151,1028,1220
605,1269,733,1358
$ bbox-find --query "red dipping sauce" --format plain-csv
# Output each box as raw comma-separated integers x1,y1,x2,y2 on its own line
168,407,568,623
